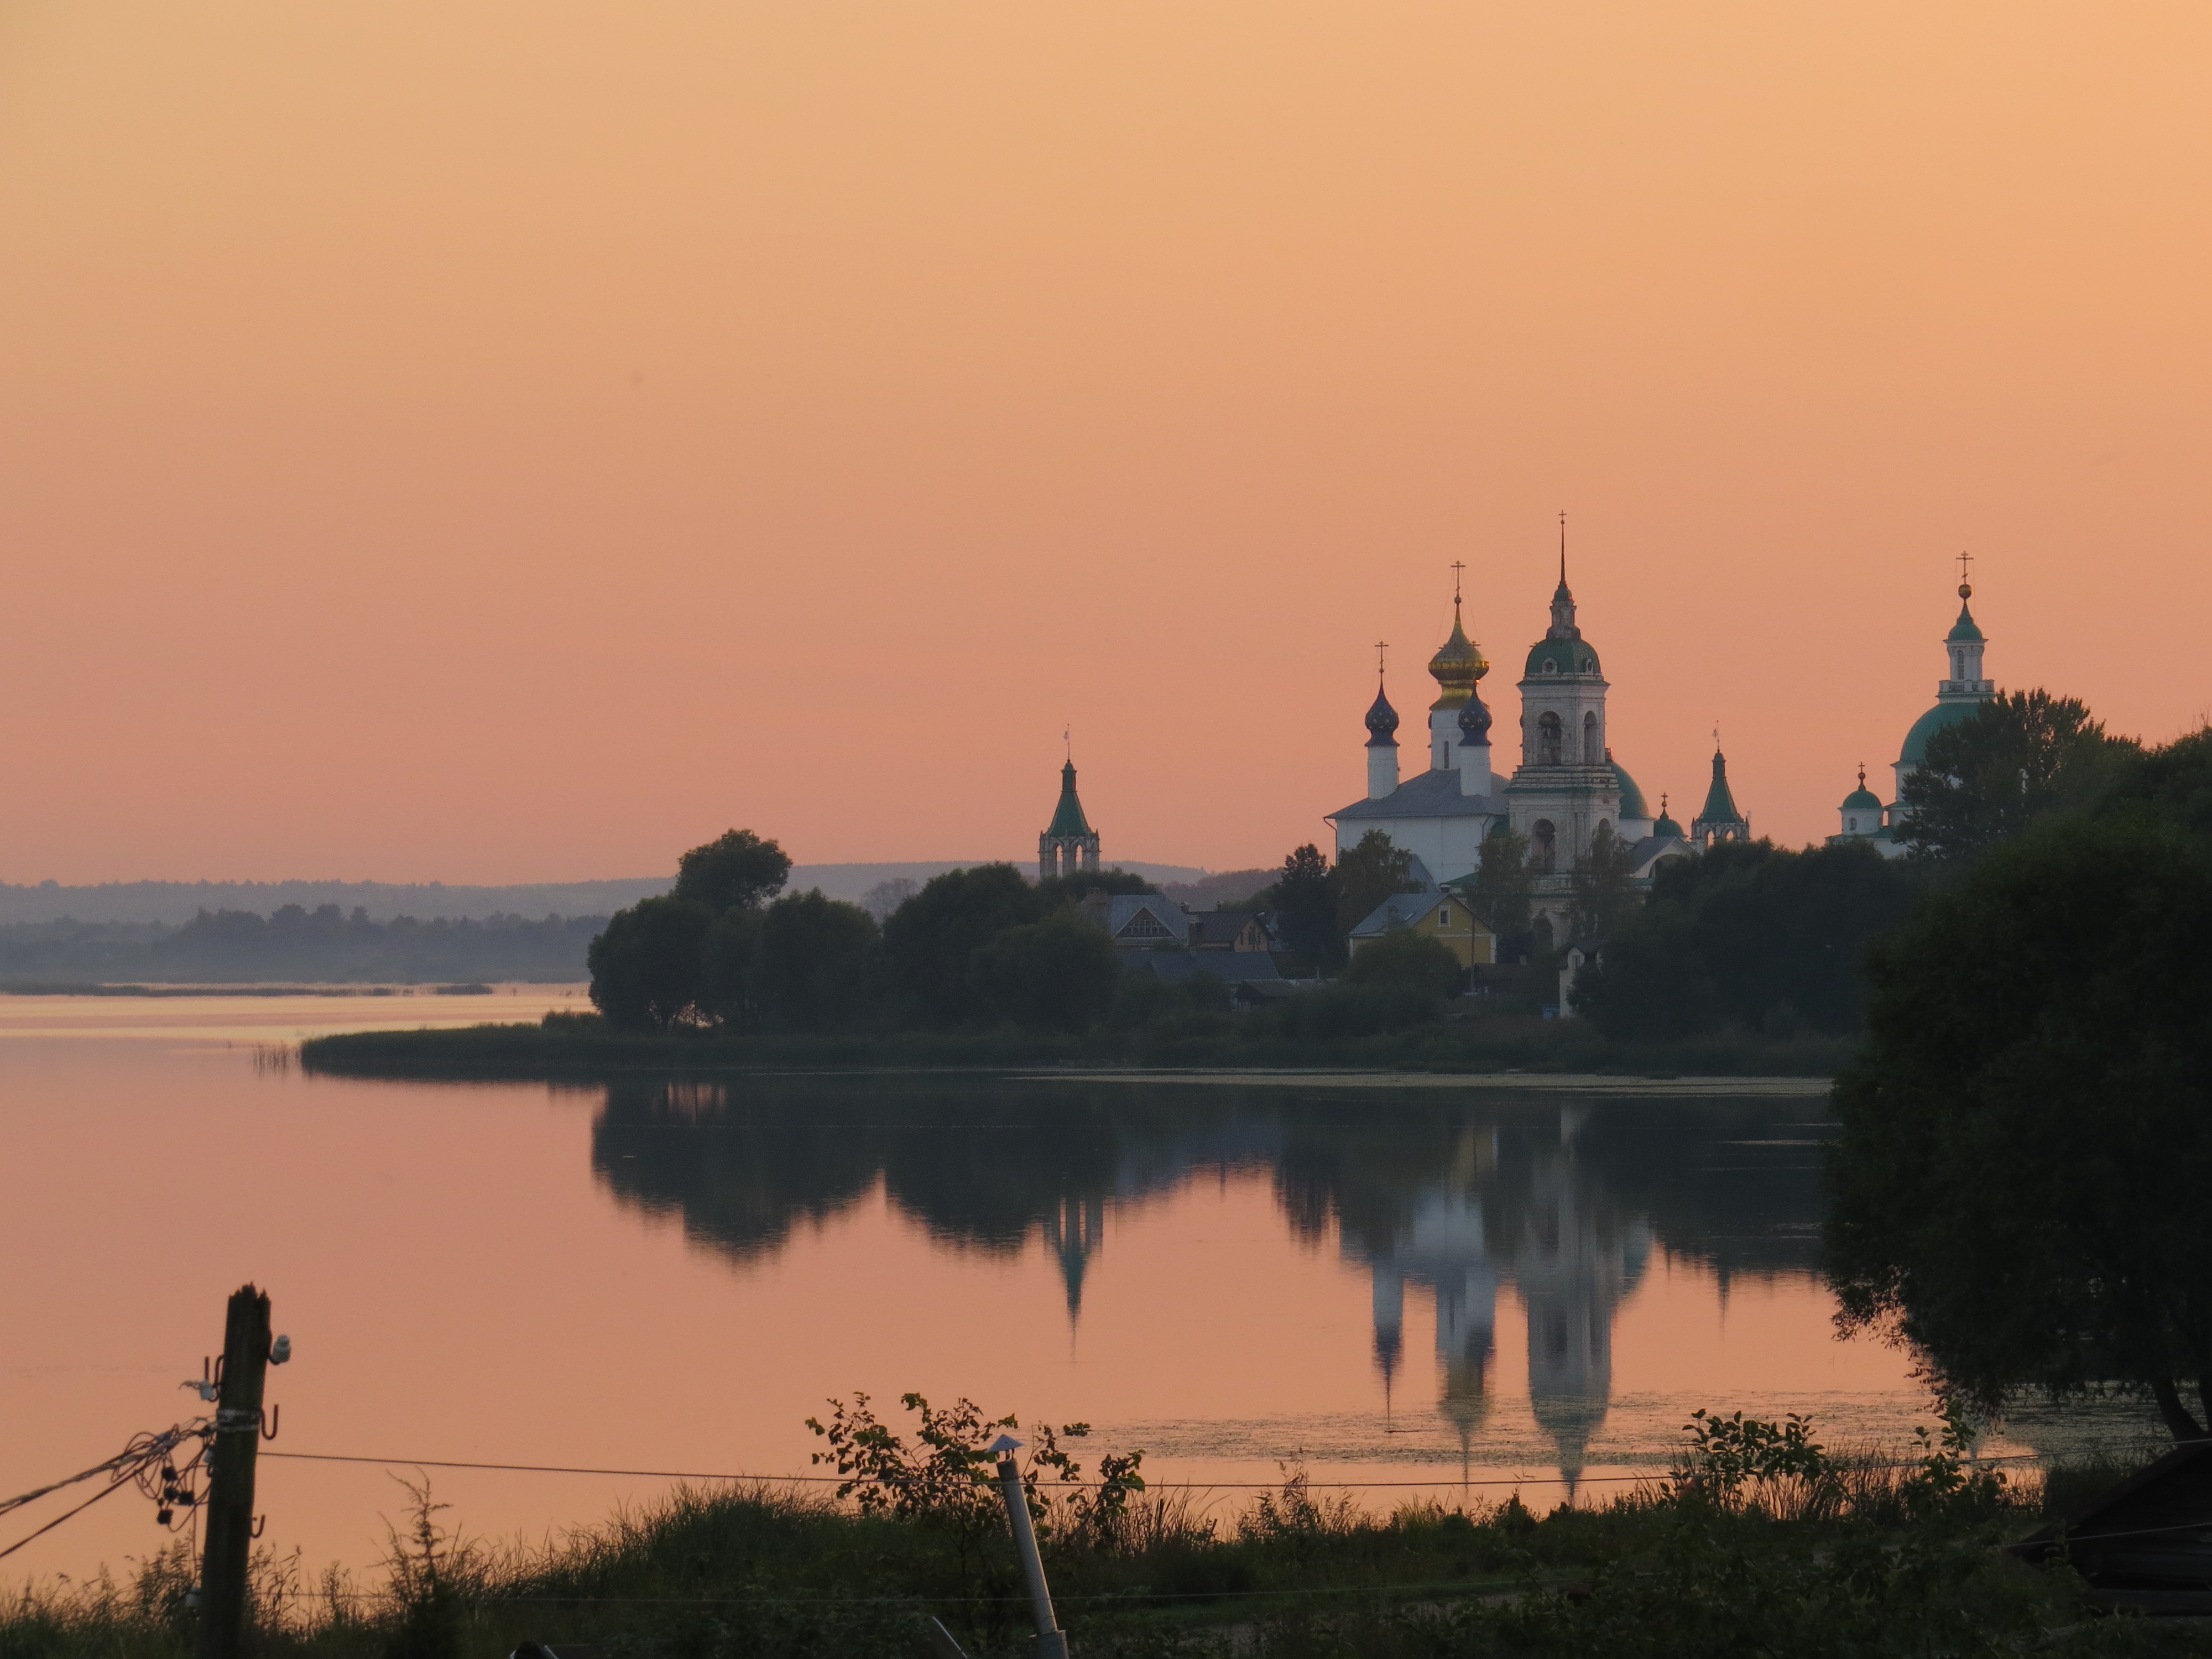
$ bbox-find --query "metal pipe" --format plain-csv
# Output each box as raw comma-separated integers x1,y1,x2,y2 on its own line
992,1442,1067,1659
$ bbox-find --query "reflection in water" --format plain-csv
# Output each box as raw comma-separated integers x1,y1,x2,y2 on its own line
591,1079,1828,1484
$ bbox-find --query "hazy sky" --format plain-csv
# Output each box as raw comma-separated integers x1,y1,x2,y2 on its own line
2,2,2205,883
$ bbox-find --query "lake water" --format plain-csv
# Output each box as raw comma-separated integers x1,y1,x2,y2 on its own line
0,993,2130,1586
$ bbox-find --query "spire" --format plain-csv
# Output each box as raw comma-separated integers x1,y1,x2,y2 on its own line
1556,510,1569,597
1545,514,1580,638
1692,744,1749,846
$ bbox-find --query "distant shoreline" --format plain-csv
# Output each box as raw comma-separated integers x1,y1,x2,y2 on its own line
298,1019,1849,1084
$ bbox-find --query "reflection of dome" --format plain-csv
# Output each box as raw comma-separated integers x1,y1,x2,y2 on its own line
1365,683,1401,747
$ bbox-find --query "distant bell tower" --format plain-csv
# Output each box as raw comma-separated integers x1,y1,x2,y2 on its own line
1039,744,1102,880
1691,743,1751,848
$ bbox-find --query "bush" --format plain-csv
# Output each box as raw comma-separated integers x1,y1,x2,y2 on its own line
970,910,1120,1032
1343,927,1464,999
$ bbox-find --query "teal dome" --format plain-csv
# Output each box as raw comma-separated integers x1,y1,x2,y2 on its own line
1525,641,1601,677
1899,700,1979,767
1842,784,1882,811
1653,802,1684,839
1610,757,1648,820
1947,590,1983,644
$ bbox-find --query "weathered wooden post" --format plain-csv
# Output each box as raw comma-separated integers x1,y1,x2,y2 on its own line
197,1285,272,1659
990,1436,1067,1659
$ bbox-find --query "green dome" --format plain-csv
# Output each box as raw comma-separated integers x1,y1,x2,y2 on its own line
1610,757,1648,820
1841,785,1882,811
1898,700,1979,767
1947,597,1983,644
1525,642,1601,677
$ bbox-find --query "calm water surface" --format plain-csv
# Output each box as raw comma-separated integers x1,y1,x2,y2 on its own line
0,993,2036,1583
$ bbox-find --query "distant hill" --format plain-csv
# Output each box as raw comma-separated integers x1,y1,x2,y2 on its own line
0,860,1213,926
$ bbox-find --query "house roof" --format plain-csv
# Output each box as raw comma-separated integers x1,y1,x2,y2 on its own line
1100,894,1183,941
1329,768,1503,822
1348,888,1484,940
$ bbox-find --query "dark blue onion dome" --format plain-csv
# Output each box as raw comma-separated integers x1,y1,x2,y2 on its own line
1457,687,1493,745
1365,680,1400,747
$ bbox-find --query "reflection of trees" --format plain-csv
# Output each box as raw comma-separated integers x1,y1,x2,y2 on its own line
590,1081,1830,1479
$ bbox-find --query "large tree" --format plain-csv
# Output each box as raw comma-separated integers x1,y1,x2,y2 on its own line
877,864,1047,1026
587,896,716,1030
971,909,1122,1032
1566,821,1641,942
1570,840,1920,1040
1462,825,1532,951
750,890,879,1032
673,828,794,914
1264,843,1339,970
1825,808,2212,1438
1897,690,2137,860
1332,830,1419,937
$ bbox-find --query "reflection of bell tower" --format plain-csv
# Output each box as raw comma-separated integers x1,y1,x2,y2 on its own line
1042,1194,1105,1325
1515,1107,1647,1496
1372,1264,1404,1404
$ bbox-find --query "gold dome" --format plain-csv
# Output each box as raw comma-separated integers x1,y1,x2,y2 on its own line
1427,604,1490,711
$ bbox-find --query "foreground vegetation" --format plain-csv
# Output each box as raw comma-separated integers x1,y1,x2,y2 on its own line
301,1009,1851,1079
5,1402,2201,1659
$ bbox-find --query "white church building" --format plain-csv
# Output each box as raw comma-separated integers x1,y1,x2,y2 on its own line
1327,556,1716,940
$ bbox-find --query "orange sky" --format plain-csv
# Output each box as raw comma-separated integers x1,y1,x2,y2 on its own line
2,1,2206,883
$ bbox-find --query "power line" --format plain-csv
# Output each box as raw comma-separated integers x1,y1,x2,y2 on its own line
258,1448,2038,1489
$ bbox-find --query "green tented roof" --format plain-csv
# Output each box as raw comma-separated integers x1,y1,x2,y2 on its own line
1697,751,1745,826
1045,762,1094,837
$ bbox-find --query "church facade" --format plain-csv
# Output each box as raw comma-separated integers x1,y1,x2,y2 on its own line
1327,555,1702,941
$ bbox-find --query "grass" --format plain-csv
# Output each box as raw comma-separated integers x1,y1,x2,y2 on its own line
299,1013,1853,1082
7,1454,2205,1659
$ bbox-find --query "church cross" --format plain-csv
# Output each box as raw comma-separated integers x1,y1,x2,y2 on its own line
1957,549,1974,584
1374,640,1389,676
1449,561,1465,604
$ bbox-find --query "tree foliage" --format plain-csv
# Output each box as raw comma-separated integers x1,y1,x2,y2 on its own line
1342,926,1463,999
1264,843,1339,969
587,895,716,1030
877,863,1047,1025
672,828,794,914
1463,825,1533,951
1825,807,2212,1439
1897,690,2137,861
750,890,879,1032
971,909,1122,1032
1332,830,1419,935
1571,841,1922,1040
1567,821,1641,942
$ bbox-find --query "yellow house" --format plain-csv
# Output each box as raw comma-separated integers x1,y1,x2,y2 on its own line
1346,891,1495,969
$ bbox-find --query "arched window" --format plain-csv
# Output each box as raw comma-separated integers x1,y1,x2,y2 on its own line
1531,915,1556,952
1537,712,1563,765
1531,820,1557,874
1847,816,1859,832
1582,712,1599,763
1542,656,1558,674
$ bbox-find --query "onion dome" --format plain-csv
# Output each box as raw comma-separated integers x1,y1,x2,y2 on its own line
1457,688,1493,745
1653,794,1684,839
1365,680,1401,748
1841,766,1882,812
1427,602,1489,711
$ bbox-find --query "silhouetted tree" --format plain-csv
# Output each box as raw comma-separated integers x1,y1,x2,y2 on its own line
1827,809,2212,1439
1264,844,1339,971
971,909,1121,1032
672,828,794,914
1343,927,1462,999
587,896,715,1030
1571,841,1920,1040
1898,690,2137,860
1463,825,1533,954
1332,830,1418,937
749,890,878,1032
878,864,1047,1026
1566,821,1641,941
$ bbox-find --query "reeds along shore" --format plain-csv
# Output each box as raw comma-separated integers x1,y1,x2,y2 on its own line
3,1452,2193,1659
297,1015,1854,1081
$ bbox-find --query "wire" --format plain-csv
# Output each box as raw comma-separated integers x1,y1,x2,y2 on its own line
0,1472,144,1563
259,1449,2038,1488
0,1425,202,1561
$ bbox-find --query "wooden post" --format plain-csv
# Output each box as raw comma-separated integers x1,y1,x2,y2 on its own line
197,1285,272,1659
